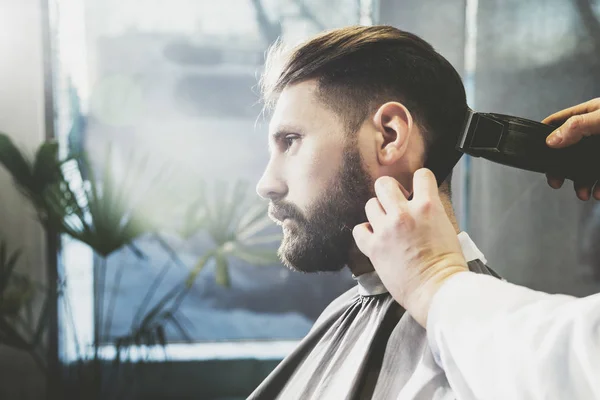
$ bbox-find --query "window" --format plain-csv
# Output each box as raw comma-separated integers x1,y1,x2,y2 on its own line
50,0,379,362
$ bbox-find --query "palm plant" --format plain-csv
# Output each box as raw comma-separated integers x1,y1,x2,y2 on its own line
97,178,280,399
124,179,281,346
184,179,282,283
1,132,282,399
0,132,182,398
0,239,50,372
0,134,64,226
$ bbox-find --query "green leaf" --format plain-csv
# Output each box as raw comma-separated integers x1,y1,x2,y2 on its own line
220,180,249,240
227,243,281,266
32,140,61,191
214,252,230,287
165,312,192,342
145,329,156,348
0,133,34,194
179,197,207,239
137,284,182,330
181,180,280,293
31,294,50,347
236,201,270,237
39,142,179,257
185,251,214,288
0,243,21,298
126,243,147,260
155,325,166,348
239,233,282,246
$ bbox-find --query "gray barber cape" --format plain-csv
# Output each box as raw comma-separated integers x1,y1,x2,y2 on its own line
248,259,499,400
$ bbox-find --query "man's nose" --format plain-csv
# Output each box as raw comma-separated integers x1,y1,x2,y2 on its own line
256,163,287,201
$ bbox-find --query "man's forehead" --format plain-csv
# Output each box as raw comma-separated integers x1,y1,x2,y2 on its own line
268,104,308,138
266,81,340,138
269,83,314,125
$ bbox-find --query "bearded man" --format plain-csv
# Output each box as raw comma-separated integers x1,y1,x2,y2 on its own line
250,25,499,400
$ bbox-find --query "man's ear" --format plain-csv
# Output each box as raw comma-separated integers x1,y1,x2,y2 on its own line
372,102,414,166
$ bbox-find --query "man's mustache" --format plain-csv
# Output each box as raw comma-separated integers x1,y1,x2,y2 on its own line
268,201,307,224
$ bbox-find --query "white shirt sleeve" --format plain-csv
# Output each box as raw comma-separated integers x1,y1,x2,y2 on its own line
426,271,600,400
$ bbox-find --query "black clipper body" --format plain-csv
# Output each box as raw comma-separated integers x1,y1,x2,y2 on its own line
456,109,600,183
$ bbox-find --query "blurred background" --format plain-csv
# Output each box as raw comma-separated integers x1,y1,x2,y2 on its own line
0,0,599,399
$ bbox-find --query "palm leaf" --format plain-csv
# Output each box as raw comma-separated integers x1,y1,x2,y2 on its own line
206,181,273,244
225,243,281,266
176,179,210,240
214,251,230,287
238,233,282,246
164,311,192,342
0,241,21,296
235,200,270,236
179,197,207,239
155,325,166,348
120,164,180,240
32,140,62,192
182,180,281,288
0,133,34,194
185,251,215,288
236,213,278,242
30,293,50,347
219,180,249,240
44,144,179,257
0,134,65,218
120,180,281,349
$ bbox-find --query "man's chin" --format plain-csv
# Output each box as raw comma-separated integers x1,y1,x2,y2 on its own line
277,244,347,273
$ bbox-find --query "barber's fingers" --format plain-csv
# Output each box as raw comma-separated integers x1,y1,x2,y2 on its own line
374,176,409,214
412,169,439,203
544,98,600,148
545,174,600,201
546,110,600,147
365,197,386,226
546,174,565,189
574,180,596,201
542,98,600,126
352,222,373,256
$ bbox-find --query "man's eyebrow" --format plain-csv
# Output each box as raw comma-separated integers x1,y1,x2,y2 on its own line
270,125,304,141
267,125,305,155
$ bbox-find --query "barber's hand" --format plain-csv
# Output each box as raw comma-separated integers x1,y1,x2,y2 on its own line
352,169,469,328
543,98,600,200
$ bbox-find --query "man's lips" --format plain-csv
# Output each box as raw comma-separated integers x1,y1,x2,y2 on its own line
271,216,292,226
268,208,290,224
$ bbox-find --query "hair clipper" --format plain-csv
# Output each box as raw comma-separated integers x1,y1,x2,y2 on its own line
456,109,600,182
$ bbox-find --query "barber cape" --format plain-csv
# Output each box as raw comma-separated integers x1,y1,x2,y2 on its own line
248,232,500,400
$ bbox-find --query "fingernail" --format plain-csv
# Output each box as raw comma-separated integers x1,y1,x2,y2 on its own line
547,130,562,146
547,179,561,189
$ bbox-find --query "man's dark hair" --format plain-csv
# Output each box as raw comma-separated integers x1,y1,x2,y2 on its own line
260,25,468,194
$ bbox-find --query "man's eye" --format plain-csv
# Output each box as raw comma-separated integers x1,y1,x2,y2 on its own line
283,135,299,149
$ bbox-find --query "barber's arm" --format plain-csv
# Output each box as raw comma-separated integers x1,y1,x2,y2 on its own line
425,265,600,400
353,171,600,399
352,99,600,399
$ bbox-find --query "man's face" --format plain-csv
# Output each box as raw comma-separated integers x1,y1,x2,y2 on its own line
256,81,375,273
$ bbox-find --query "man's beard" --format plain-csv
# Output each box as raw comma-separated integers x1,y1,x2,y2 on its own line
269,146,374,273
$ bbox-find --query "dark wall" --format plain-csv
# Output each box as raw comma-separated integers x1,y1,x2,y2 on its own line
379,0,600,296
469,0,600,296
378,0,466,73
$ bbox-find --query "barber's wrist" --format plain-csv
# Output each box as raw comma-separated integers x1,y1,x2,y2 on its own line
405,264,469,328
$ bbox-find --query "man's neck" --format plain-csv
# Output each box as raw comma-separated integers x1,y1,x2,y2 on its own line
348,193,460,277
442,193,460,233
347,245,375,276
